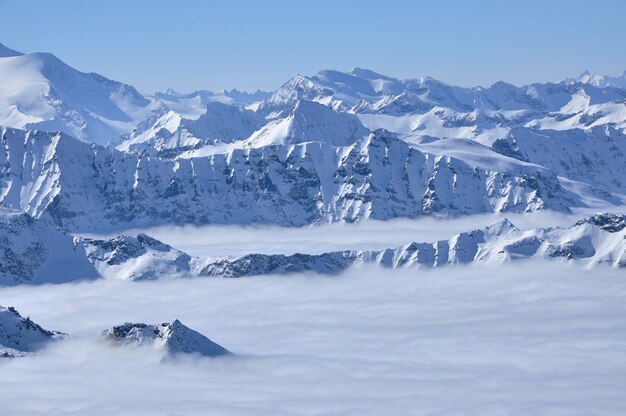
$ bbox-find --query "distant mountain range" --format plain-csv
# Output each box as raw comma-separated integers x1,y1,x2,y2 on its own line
1,208,624,285
0,41,625,282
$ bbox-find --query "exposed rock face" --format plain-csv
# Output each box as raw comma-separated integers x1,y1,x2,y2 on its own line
198,214,626,276
0,48,155,145
119,102,265,156
199,252,354,278
492,127,626,193
102,320,231,358
0,209,98,285
1,127,597,231
0,306,66,358
1,212,625,286
575,213,626,233
81,233,193,280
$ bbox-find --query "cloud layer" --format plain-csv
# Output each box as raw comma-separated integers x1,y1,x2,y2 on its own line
81,208,625,258
1,262,625,415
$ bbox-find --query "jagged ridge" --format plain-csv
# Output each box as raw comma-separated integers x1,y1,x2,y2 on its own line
1,127,594,231
0,305,66,358
102,320,231,358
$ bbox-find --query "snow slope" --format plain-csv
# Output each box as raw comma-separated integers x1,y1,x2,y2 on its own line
102,320,231,358
0,43,270,146
0,305,65,358
119,102,265,156
198,213,626,276
0,46,157,145
2,127,605,231
153,88,269,119
1,210,623,285
576,69,626,89
0,208,98,285
81,234,193,280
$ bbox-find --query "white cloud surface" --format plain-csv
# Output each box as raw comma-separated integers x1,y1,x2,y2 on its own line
79,208,625,257
1,262,626,415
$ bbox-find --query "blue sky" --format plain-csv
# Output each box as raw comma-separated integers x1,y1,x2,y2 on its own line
1,0,624,93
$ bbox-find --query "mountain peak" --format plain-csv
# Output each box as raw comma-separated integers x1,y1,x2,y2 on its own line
161,88,182,97
575,70,626,88
1,305,66,358
0,42,23,58
286,100,369,145
575,213,626,233
484,218,520,236
103,320,231,358
349,67,392,80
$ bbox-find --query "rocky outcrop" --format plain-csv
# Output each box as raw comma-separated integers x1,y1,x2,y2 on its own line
81,233,193,280
1,127,598,231
0,306,66,358
0,209,98,285
102,320,231,358
198,214,626,276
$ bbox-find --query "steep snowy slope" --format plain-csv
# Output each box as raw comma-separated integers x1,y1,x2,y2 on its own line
102,320,231,358
0,210,193,284
0,45,158,145
576,70,626,89
119,102,265,156
0,208,98,285
243,100,370,148
261,68,412,114
263,68,624,113
153,88,269,119
1,127,602,230
0,42,23,58
81,234,193,280
261,68,626,143
492,126,626,193
198,213,626,277
1,211,623,284
0,305,66,358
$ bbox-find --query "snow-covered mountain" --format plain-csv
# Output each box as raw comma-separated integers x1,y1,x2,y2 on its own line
0,43,269,146
81,234,193,280
261,68,625,115
0,43,159,145
0,208,98,285
199,213,626,277
119,102,265,156
0,305,66,358
576,70,626,89
258,68,626,145
492,126,626,193
124,67,626,172
102,320,231,358
4,126,610,231
1,42,626,258
1,210,624,285
153,88,269,119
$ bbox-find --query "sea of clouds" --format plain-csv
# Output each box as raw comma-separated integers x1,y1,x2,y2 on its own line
78,207,626,257
1,260,625,415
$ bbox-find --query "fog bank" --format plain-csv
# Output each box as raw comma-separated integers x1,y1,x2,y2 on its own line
1,262,625,415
